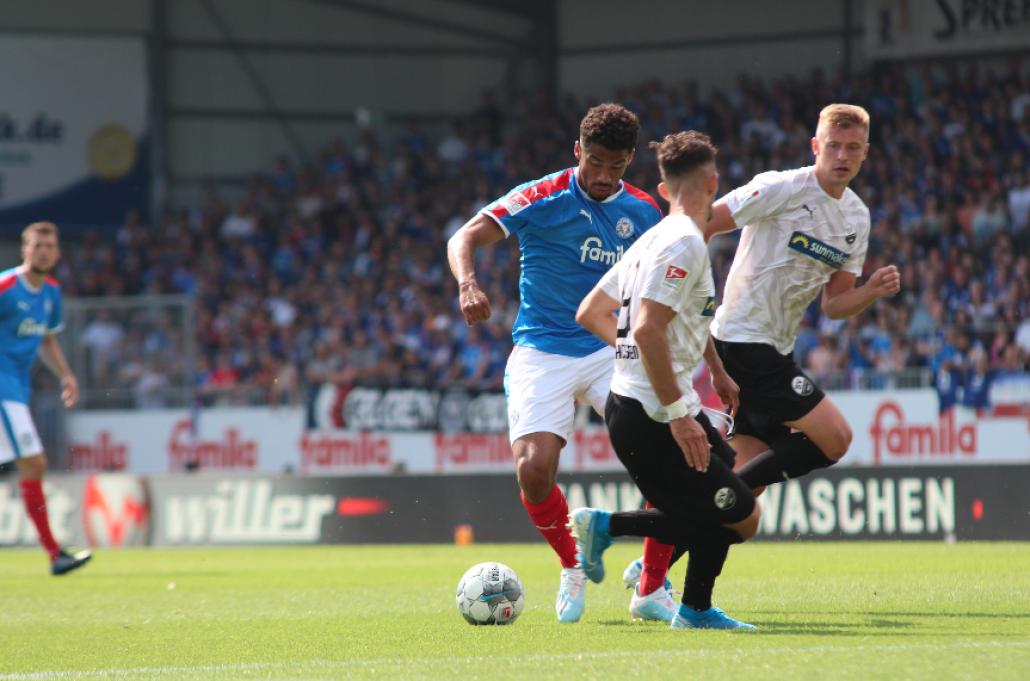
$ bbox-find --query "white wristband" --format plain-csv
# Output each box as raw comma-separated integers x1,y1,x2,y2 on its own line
663,396,689,420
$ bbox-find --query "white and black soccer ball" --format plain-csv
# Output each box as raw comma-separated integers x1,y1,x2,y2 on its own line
455,562,525,625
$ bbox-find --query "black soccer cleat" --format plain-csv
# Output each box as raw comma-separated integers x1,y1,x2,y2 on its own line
51,548,92,576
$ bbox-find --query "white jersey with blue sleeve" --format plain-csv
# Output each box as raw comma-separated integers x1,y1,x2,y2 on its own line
481,167,663,358
0,267,64,404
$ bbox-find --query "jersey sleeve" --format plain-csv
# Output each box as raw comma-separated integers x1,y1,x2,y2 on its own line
719,170,796,228
638,238,706,311
47,289,64,333
480,178,564,238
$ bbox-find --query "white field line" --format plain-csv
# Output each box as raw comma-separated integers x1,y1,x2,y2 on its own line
3,639,1029,680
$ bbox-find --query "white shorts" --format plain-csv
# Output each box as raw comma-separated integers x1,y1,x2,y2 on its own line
0,400,44,464
503,344,614,444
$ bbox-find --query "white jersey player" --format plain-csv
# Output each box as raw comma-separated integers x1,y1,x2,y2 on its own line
574,131,761,631
705,103,902,491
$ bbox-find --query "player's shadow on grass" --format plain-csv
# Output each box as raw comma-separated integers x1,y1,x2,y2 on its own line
744,620,917,635
752,610,1030,620
596,618,915,635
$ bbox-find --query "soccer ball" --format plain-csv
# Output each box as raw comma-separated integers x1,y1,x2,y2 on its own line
455,562,525,625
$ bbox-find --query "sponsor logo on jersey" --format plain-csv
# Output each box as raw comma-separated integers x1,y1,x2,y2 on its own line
615,217,635,239
787,231,850,269
664,265,688,279
701,296,716,317
500,191,531,216
801,203,815,217
791,375,815,396
17,301,29,311
579,208,593,223
579,236,624,265
17,318,47,336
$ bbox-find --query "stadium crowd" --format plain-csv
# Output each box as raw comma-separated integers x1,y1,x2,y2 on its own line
53,59,1030,411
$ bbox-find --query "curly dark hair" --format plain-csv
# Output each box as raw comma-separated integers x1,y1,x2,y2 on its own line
648,130,717,180
579,103,640,152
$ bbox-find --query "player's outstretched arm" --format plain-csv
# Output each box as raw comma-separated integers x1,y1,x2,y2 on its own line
576,286,620,347
447,214,506,326
39,333,78,408
821,265,901,320
702,203,739,243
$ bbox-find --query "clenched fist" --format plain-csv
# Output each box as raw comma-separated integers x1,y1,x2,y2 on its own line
866,265,901,299
458,281,492,326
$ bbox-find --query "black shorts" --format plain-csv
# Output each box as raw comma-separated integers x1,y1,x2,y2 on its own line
714,338,825,445
605,392,755,526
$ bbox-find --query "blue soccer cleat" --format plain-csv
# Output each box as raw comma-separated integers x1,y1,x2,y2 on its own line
568,508,613,584
555,566,586,623
671,604,757,631
622,556,673,592
51,548,92,576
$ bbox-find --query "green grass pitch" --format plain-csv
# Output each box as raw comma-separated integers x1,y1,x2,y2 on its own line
2,542,1028,680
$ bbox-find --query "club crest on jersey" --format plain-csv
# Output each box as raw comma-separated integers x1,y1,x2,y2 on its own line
701,296,716,317
615,217,635,239
500,191,531,216
844,224,857,245
791,375,814,396
787,231,850,269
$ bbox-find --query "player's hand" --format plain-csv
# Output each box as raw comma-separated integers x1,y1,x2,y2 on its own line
670,415,710,472
866,265,901,299
61,374,79,408
710,368,739,418
458,281,492,325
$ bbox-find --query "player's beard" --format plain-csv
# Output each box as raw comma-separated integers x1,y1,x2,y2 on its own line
28,263,54,276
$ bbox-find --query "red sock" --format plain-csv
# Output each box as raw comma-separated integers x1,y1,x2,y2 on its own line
640,501,674,595
20,480,60,560
521,486,578,568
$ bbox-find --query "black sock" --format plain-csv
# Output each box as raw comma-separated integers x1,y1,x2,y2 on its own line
737,432,837,488
683,539,730,612
668,544,689,570
609,509,682,545
609,510,743,548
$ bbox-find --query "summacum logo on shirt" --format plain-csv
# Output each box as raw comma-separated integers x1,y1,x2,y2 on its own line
787,231,850,269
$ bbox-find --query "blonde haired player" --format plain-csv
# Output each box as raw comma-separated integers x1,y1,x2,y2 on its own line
692,103,901,498
0,222,91,575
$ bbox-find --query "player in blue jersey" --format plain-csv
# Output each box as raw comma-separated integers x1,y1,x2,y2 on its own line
0,222,91,575
448,104,683,623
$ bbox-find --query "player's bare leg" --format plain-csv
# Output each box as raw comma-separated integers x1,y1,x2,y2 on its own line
735,397,851,489
785,397,852,460
728,433,770,469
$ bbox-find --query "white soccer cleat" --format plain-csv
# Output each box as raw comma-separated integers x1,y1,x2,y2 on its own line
629,584,678,622
555,566,587,623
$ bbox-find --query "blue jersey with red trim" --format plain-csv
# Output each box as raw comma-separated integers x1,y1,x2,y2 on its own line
481,167,662,357
0,268,63,403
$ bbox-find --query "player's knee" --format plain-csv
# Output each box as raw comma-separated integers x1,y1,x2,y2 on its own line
514,456,554,502
736,505,761,541
824,421,852,461
16,453,47,481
